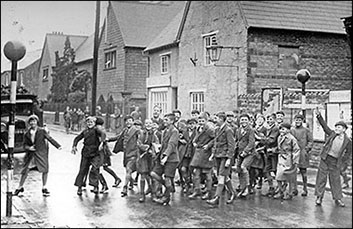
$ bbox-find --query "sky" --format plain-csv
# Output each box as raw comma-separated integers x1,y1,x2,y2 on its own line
1,1,108,71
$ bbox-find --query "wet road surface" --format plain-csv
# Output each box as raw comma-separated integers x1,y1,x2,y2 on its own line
1,128,352,228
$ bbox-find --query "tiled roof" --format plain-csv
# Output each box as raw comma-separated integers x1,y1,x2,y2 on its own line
43,33,88,67
240,1,352,34
110,1,186,47
75,27,103,63
144,7,185,52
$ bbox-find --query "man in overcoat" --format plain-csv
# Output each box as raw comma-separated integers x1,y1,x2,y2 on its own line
314,107,352,207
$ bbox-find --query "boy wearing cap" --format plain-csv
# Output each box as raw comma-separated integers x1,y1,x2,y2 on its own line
14,115,62,196
290,114,313,196
72,116,105,195
314,107,352,207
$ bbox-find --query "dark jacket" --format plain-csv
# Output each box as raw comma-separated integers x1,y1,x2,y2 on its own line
317,113,352,168
160,125,179,163
73,127,104,157
261,124,280,155
190,124,215,168
209,124,235,159
235,125,255,158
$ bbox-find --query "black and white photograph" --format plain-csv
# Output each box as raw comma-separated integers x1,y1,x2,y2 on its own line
1,1,352,228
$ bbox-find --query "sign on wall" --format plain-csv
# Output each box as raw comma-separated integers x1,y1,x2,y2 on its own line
312,107,326,141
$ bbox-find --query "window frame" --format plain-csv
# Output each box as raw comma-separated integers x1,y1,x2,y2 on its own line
42,67,49,81
203,32,218,66
160,53,171,75
190,91,205,113
151,89,168,117
104,50,117,70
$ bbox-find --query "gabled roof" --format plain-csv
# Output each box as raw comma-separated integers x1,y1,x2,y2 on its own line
75,27,103,63
144,6,186,52
240,1,352,34
40,33,88,67
110,1,186,48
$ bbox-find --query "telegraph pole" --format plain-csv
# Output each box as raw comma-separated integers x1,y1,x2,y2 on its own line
3,41,26,217
92,1,100,116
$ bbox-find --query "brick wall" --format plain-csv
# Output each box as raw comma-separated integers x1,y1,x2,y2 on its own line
247,28,352,93
97,5,125,103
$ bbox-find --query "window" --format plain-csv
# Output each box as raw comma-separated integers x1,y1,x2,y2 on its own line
4,73,10,86
104,50,116,69
18,71,24,86
160,54,170,74
43,68,49,81
190,92,205,112
278,46,299,69
151,91,168,117
204,34,218,65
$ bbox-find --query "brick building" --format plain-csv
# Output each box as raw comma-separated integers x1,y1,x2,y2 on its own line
96,1,185,119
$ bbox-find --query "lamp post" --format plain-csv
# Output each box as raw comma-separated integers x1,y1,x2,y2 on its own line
3,40,26,217
296,69,311,122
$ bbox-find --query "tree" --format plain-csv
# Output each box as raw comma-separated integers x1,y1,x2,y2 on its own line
68,69,92,103
50,36,77,103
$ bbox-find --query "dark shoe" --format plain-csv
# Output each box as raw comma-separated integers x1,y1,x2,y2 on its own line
29,166,39,171
315,196,323,206
100,186,109,193
235,184,241,192
292,189,298,196
14,187,24,196
206,195,220,205
188,191,201,199
335,199,345,207
226,192,236,204
77,187,82,196
201,192,211,200
91,186,99,194
201,186,208,194
139,194,146,203
112,179,121,188
154,196,170,205
121,186,128,197
42,188,50,196
249,187,255,195
301,190,308,197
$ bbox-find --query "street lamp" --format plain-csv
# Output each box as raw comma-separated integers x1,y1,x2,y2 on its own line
296,69,311,122
3,40,26,217
206,45,241,67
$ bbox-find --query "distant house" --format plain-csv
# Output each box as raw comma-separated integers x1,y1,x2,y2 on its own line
145,1,351,117
1,49,42,95
37,32,88,101
97,1,186,118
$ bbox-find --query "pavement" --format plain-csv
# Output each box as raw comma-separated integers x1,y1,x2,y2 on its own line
1,123,351,228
